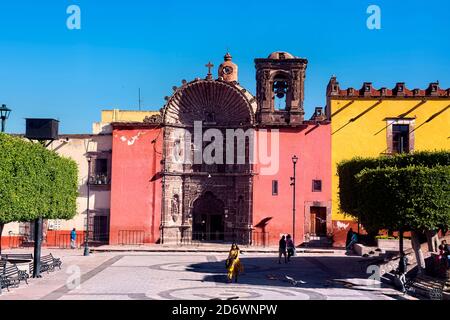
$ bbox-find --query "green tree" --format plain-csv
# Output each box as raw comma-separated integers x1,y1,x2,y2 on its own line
0,133,78,256
356,166,450,271
337,151,450,272
337,151,450,223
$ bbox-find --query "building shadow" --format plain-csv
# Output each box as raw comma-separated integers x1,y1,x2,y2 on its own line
185,255,373,290
332,100,383,135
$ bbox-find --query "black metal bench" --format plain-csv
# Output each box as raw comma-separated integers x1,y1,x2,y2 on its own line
1,254,33,262
0,261,28,291
29,253,62,275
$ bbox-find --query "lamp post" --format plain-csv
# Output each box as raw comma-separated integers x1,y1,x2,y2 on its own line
84,156,92,256
290,155,298,244
0,104,12,133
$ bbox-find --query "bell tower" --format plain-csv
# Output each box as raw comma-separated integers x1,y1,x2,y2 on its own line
255,51,308,125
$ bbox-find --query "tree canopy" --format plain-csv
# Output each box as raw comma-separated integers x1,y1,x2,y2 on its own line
337,151,450,234
0,133,78,225
356,165,450,233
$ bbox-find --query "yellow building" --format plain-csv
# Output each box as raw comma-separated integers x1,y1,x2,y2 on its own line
326,77,450,242
93,109,160,134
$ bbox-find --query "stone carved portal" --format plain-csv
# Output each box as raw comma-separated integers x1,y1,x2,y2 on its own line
161,78,256,244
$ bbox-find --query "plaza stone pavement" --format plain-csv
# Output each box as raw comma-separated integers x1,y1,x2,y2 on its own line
0,248,404,300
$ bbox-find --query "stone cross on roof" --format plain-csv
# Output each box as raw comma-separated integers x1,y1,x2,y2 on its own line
205,61,214,80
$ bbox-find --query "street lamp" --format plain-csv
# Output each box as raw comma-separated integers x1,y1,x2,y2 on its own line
84,156,92,256
0,104,12,133
290,155,299,245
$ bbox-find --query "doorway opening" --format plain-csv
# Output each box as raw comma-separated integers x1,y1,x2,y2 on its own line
192,192,225,241
310,206,327,236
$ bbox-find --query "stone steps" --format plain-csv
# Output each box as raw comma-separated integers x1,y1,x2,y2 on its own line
302,236,333,248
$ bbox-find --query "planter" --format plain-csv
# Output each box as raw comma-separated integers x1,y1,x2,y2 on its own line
376,239,412,251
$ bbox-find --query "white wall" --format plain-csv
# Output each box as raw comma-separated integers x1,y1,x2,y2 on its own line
2,134,112,236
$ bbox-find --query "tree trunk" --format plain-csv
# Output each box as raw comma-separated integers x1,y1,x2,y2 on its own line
0,223,4,255
33,217,43,278
411,230,425,274
425,229,439,253
399,229,404,255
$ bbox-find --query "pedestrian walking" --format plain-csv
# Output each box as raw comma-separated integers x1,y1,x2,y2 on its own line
278,235,287,264
286,234,295,262
397,253,408,293
70,228,77,249
226,243,243,283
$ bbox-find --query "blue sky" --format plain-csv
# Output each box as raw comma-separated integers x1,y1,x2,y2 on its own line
0,0,449,133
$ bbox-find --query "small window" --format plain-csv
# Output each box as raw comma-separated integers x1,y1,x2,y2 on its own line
272,180,278,196
90,158,110,185
312,180,322,192
95,159,108,176
392,124,410,154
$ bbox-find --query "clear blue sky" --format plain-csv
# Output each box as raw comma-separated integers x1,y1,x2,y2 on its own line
1,0,449,134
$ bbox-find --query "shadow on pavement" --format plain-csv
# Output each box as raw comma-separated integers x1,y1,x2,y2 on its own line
186,255,371,290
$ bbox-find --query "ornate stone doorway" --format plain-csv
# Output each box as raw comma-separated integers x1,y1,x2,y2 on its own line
192,192,225,241
160,76,257,245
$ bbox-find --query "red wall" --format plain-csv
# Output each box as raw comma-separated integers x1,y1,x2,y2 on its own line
109,127,163,244
0,230,84,249
252,123,331,246
1,235,23,250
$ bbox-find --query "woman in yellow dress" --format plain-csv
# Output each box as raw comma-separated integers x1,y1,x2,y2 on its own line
226,243,244,283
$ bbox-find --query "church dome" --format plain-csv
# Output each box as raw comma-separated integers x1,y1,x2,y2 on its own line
267,51,296,60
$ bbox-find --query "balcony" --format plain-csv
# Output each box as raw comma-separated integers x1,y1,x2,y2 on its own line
89,174,111,188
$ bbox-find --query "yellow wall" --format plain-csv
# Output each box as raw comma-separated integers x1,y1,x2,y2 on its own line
101,109,159,123
330,98,450,221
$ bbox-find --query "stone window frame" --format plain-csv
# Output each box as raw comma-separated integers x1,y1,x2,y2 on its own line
386,118,415,154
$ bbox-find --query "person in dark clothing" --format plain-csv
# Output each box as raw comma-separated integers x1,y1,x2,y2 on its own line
286,234,295,262
439,240,449,270
346,232,358,251
278,235,287,264
346,228,354,248
397,253,408,293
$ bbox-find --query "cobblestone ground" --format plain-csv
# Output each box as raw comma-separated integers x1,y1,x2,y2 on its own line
0,249,395,300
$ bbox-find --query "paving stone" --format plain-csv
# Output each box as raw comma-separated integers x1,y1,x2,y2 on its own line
0,250,395,300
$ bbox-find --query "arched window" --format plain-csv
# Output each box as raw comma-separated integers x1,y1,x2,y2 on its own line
272,74,289,110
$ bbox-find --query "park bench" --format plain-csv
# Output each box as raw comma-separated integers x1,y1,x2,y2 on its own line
1,254,33,262
29,253,62,275
0,261,29,291
0,260,6,291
